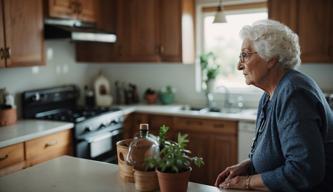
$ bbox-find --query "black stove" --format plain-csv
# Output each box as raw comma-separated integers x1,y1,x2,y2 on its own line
35,107,121,123
22,85,124,163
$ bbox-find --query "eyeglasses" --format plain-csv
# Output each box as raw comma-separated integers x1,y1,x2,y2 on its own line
239,51,257,63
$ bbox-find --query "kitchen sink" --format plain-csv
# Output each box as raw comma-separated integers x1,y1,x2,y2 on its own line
180,106,257,115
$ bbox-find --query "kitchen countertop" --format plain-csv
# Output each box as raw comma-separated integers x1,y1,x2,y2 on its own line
0,156,249,192
0,120,74,148
119,104,257,122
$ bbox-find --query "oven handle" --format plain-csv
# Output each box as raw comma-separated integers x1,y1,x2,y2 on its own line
85,129,122,143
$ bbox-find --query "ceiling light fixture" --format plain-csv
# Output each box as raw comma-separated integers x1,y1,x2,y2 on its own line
213,0,227,23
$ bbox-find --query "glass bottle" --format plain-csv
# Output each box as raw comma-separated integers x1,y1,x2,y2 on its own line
126,124,159,171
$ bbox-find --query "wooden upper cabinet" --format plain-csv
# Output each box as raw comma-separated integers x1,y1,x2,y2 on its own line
47,0,73,19
159,0,181,62
47,0,96,23
268,0,297,32
298,0,332,62
76,0,96,22
75,0,196,63
128,0,160,62
0,0,5,68
1,0,44,67
159,0,195,63
269,0,333,63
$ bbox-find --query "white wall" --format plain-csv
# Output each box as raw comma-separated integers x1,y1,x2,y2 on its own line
1,40,333,118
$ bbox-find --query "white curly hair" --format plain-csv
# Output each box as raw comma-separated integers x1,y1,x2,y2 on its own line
239,19,301,69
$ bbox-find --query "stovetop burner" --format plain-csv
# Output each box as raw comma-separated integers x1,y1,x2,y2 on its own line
36,106,121,123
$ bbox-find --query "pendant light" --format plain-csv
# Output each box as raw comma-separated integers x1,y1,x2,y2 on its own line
213,0,226,23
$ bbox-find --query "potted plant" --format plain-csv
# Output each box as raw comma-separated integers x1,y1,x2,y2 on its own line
159,86,175,105
144,88,158,104
200,52,221,93
145,125,204,192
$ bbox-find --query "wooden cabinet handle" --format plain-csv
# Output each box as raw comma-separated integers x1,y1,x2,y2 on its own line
160,45,164,54
5,47,11,59
186,120,203,126
77,3,82,14
45,140,58,148
0,48,4,60
0,154,9,161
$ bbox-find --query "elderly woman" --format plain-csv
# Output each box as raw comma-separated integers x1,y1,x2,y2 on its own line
214,19,333,191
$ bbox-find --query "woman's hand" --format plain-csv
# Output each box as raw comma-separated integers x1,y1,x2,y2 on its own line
220,176,248,190
214,159,250,187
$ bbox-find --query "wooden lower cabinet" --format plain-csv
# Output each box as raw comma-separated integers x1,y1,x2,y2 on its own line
185,131,210,184
123,113,238,185
0,129,73,176
0,143,25,176
172,117,237,185
125,113,175,140
209,134,237,185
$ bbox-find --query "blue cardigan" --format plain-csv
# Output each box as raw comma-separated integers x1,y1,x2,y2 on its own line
250,69,333,191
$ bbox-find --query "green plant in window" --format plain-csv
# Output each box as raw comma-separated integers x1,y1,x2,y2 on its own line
200,52,221,91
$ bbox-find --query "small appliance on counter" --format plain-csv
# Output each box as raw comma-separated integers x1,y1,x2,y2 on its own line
0,88,17,126
94,72,113,107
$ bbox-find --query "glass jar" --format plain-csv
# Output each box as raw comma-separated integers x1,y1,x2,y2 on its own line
126,124,159,171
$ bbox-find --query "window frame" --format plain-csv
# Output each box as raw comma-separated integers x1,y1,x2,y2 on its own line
196,2,268,95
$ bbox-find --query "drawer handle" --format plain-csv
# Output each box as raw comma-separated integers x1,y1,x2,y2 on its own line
213,124,225,128
186,120,203,126
0,154,9,161
45,140,58,148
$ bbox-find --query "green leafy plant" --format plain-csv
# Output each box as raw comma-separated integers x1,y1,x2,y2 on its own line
200,52,221,91
145,125,204,173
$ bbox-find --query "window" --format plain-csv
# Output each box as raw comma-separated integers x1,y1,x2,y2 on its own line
201,7,267,91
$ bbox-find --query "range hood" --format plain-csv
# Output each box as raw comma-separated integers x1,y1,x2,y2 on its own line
44,19,117,43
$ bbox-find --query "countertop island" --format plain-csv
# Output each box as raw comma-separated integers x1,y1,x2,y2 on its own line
0,156,250,192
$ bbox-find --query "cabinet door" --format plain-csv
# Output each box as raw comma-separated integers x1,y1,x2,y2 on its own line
268,0,297,32
0,0,5,67
185,131,210,184
209,134,237,185
159,0,181,62
129,0,160,61
4,0,44,67
149,114,174,139
298,0,332,62
48,0,74,19
77,0,96,23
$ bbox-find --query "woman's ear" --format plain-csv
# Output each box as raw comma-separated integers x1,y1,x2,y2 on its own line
267,57,278,69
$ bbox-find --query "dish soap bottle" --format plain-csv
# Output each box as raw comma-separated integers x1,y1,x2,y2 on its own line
126,124,159,171
94,72,113,107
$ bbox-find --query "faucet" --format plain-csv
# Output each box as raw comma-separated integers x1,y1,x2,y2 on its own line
205,92,215,109
216,85,232,109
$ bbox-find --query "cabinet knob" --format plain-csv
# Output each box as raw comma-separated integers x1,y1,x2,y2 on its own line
0,48,4,60
45,140,58,148
5,47,11,59
0,154,9,161
160,45,164,54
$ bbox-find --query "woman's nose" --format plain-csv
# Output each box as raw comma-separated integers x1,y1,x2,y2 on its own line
237,61,244,70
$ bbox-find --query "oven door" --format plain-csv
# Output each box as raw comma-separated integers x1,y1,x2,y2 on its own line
76,128,123,163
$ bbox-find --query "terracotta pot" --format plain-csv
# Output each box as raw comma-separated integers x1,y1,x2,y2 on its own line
116,139,134,182
134,169,159,191
156,168,191,192
0,108,17,126
145,94,158,104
